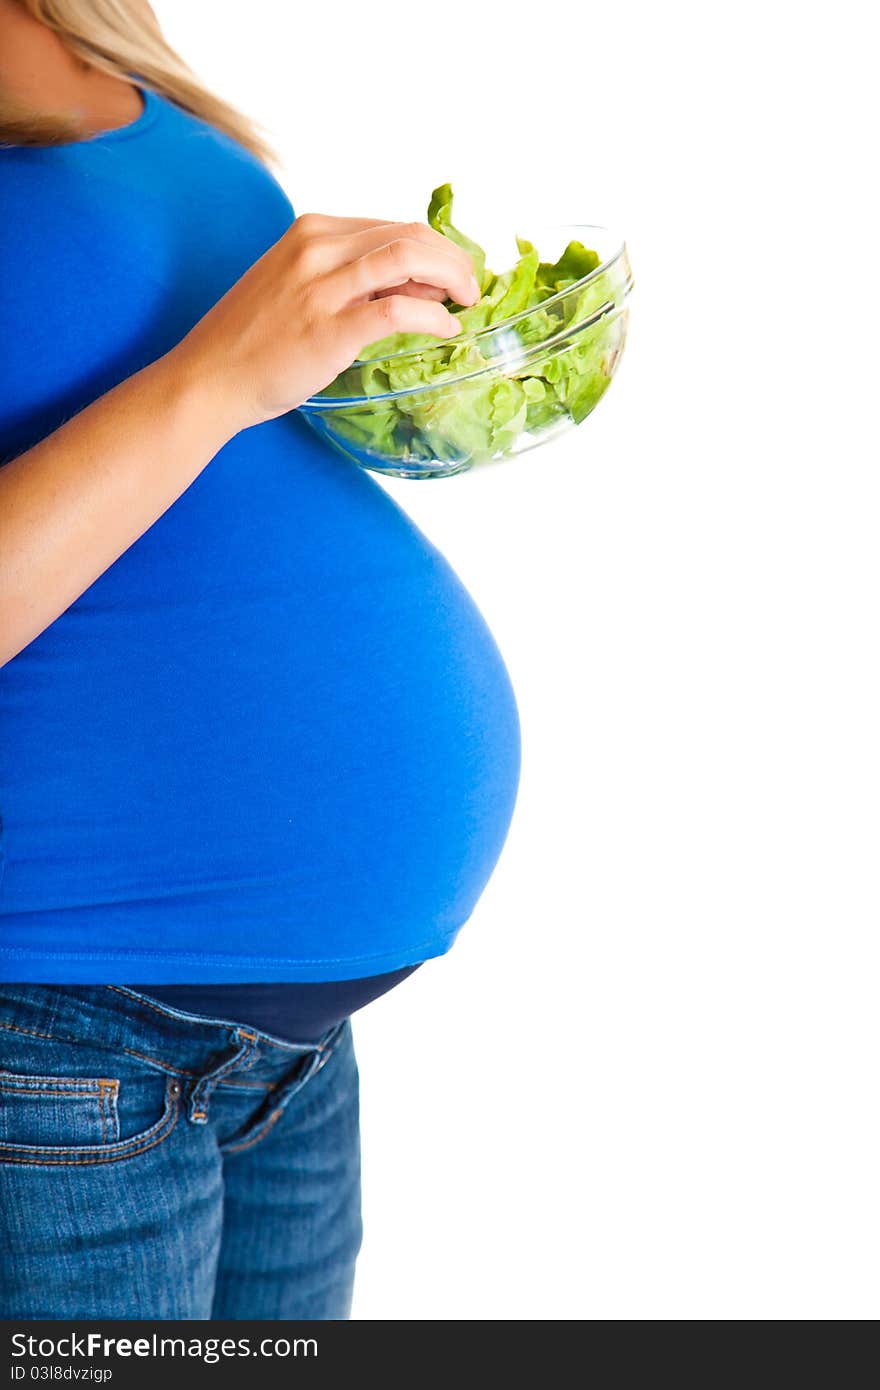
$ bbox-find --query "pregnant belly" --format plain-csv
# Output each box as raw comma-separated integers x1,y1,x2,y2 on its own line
0,425,521,976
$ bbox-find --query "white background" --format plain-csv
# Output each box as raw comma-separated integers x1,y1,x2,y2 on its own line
155,1,878,1319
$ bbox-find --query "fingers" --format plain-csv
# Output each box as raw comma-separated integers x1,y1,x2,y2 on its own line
374,281,449,303
339,294,461,355
332,221,477,281
322,239,480,311
293,218,478,289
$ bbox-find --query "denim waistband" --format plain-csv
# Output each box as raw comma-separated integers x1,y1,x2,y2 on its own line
0,981,339,1076
0,982,351,1133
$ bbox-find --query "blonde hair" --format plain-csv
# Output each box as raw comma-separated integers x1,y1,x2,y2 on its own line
0,0,273,162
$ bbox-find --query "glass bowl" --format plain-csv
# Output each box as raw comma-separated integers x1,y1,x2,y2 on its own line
297,224,633,479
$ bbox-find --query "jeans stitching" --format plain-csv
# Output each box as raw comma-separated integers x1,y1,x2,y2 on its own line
220,1105,285,1155
0,1021,61,1044
105,985,186,1018
99,1080,119,1144
0,1021,257,1080
0,1078,109,1089
233,1040,262,1073
0,1000,255,1068
213,1078,275,1090
0,1022,169,1072
98,1083,108,1143
0,1079,180,1165
121,1046,201,1077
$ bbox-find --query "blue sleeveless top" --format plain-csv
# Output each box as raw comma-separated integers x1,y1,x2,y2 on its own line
0,87,521,984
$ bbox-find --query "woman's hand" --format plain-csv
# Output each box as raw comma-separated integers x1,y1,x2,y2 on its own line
174,214,482,434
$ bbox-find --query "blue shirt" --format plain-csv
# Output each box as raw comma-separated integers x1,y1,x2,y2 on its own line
0,88,521,983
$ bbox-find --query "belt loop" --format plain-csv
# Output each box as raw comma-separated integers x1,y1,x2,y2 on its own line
186,1028,258,1125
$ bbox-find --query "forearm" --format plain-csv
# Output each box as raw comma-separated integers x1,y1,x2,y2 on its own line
0,349,236,666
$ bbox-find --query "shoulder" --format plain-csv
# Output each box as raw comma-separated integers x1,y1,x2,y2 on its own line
151,92,295,225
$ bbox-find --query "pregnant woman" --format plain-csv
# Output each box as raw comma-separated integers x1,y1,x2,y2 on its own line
0,0,520,1319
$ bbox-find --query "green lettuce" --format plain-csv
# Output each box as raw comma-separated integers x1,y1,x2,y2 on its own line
427,182,493,295
318,185,626,469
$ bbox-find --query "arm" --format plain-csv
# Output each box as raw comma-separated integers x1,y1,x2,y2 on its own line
0,213,481,666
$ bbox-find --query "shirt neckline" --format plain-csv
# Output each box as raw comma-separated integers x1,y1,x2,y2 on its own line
43,83,161,149
15,82,161,153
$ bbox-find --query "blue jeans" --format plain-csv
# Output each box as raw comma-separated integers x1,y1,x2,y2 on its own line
0,984,362,1319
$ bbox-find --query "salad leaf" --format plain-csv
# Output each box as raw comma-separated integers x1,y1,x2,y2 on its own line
536,239,601,292
317,185,625,470
427,182,493,294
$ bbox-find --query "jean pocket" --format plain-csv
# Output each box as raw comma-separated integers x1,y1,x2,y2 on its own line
0,1069,120,1147
0,1069,181,1168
